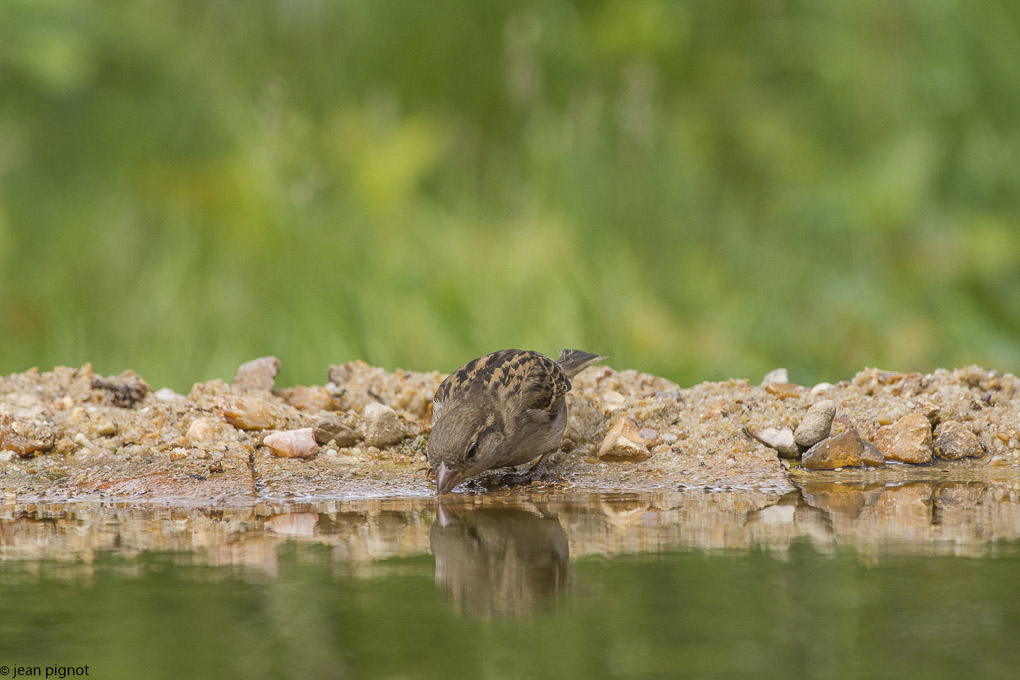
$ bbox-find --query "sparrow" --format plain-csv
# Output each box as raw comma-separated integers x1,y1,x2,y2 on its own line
427,348,606,494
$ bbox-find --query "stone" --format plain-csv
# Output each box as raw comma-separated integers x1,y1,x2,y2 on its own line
600,390,627,411
232,356,281,392
744,426,799,458
0,415,55,457
764,382,804,399
801,429,866,470
312,412,361,447
279,385,333,413
153,387,186,402
213,395,282,430
186,417,234,446
92,419,117,437
794,400,836,448
362,403,407,447
874,413,933,464
861,440,885,467
933,420,983,460
91,371,150,407
264,428,319,459
598,418,651,462
761,368,789,385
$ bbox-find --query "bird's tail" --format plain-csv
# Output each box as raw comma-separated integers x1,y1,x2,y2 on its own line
556,349,607,378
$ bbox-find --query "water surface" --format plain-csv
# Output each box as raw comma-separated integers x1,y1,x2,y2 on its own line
1,481,1019,679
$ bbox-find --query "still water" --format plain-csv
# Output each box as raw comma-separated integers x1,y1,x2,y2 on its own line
1,481,1019,679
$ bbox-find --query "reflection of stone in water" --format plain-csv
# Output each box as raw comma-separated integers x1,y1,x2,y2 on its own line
429,505,568,618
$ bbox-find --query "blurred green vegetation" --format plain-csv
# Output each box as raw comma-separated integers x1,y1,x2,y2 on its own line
1,0,1018,391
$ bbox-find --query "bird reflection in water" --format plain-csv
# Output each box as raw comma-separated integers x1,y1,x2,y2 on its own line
429,502,569,617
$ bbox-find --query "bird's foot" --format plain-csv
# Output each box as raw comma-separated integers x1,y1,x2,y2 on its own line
496,457,557,488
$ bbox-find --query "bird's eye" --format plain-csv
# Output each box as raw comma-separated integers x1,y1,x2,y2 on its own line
466,442,478,459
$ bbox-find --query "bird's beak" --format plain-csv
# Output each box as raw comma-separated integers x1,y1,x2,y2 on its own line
436,462,465,495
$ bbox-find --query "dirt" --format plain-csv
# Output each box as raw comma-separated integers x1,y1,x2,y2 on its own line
1,359,1018,504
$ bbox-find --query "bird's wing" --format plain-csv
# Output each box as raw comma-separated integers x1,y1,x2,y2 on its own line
433,349,569,420
432,350,514,420
508,351,570,416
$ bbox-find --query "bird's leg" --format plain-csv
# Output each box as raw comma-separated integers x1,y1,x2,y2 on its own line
497,451,556,488
525,451,553,479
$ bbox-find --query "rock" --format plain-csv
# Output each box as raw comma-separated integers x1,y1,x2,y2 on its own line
232,356,281,392
362,403,407,447
312,412,361,447
91,371,150,407
861,440,885,467
264,428,319,458
598,418,651,462
0,415,55,457
920,402,941,427
638,428,660,446
810,382,834,394
279,385,333,413
801,429,866,470
933,420,983,460
794,400,836,447
761,368,789,385
154,387,186,402
764,382,804,399
186,417,234,446
874,413,933,464
600,390,627,411
213,395,282,430
744,426,799,458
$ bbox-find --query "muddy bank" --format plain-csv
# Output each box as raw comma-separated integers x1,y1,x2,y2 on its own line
1,359,1018,503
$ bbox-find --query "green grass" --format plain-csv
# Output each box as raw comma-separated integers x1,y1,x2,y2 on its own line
1,0,1018,392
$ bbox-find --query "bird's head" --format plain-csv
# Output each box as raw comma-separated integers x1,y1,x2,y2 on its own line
427,404,505,494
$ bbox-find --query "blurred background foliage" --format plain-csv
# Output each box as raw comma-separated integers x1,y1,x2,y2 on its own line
1,0,1018,392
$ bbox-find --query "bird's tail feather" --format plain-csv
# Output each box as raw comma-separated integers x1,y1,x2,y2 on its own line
556,349,607,378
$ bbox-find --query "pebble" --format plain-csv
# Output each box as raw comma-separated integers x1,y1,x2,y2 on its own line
810,382,834,394
874,413,933,464
861,440,886,467
598,418,651,462
264,428,319,458
312,412,361,447
801,428,866,470
231,356,281,392
280,385,333,413
94,420,118,437
153,387,186,402
638,428,660,445
933,420,983,460
213,395,282,430
601,390,627,411
186,417,232,446
794,400,836,448
761,368,789,385
361,403,407,447
0,415,56,457
764,382,804,399
744,426,799,458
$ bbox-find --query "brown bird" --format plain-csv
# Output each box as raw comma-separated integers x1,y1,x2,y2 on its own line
427,348,606,494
